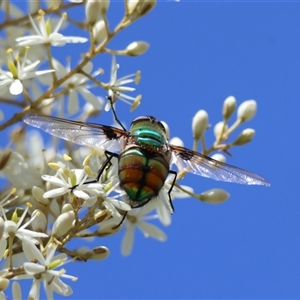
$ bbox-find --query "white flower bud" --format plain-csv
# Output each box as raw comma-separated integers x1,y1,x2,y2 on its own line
237,100,257,122
127,0,138,13
62,203,73,213
126,41,149,56
200,188,230,204
52,211,75,237
76,246,92,259
211,153,226,163
222,96,236,120
0,278,9,291
127,0,156,16
31,210,47,232
214,121,228,139
91,246,110,260
32,186,49,207
94,209,112,223
97,221,121,236
233,128,255,146
160,121,170,139
92,20,106,43
86,0,109,23
192,110,208,140
170,137,184,147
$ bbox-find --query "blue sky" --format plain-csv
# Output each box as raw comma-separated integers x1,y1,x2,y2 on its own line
1,1,300,299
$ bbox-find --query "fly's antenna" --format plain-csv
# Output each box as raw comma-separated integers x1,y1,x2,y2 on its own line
107,94,127,131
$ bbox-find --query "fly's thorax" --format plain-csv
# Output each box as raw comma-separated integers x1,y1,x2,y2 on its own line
129,116,168,151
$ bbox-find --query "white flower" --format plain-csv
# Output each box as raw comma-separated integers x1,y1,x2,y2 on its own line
96,158,132,218
1,151,43,190
16,12,88,47
0,50,54,96
155,178,194,226
101,184,132,219
22,239,76,299
42,168,101,200
105,55,141,111
39,59,103,114
1,205,48,245
121,201,167,256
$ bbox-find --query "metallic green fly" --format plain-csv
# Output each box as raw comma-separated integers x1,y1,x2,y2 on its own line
24,112,270,214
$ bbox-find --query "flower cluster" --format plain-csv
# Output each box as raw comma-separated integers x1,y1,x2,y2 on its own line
0,1,268,299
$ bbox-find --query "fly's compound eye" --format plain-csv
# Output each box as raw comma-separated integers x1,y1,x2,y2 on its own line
131,116,166,133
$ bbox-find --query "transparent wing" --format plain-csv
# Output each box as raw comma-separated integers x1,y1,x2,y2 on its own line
24,115,128,152
169,144,270,186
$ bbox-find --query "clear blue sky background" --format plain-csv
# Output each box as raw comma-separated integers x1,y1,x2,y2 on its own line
1,1,300,299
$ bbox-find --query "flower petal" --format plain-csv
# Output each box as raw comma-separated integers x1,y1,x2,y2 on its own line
9,79,23,95
121,224,135,256
137,221,167,242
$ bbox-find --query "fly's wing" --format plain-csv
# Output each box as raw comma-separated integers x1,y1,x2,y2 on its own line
24,115,128,152
169,144,270,186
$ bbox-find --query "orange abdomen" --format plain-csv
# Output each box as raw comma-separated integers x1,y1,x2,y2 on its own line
118,147,170,205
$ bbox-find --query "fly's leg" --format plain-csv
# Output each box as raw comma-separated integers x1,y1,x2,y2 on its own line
167,170,177,213
71,150,118,191
112,211,128,229
113,170,178,229
107,95,127,131
94,150,119,183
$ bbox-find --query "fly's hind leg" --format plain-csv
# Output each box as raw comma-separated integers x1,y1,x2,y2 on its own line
167,170,177,213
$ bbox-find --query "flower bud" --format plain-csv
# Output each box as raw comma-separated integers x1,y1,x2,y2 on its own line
0,278,9,291
214,121,228,139
76,246,92,260
32,186,49,207
62,203,73,213
211,153,226,163
127,0,156,16
31,210,47,232
233,128,255,146
94,209,112,223
170,137,184,147
93,20,106,43
52,211,75,237
126,41,149,56
97,221,121,236
91,246,110,260
237,100,257,122
222,96,236,120
86,0,109,23
200,188,230,204
192,110,208,140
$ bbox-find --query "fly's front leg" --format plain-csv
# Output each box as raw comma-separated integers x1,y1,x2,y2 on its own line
71,150,119,191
